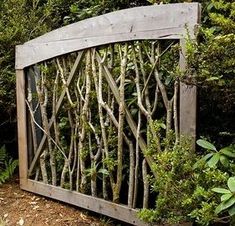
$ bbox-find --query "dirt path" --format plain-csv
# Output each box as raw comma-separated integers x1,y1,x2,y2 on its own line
0,178,115,226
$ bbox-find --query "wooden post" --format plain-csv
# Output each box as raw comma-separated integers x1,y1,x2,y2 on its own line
179,4,200,150
179,39,197,150
16,69,28,187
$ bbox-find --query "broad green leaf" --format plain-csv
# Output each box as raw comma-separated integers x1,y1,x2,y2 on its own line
196,139,217,151
207,153,220,168
215,197,235,214
221,197,235,212
221,193,233,202
202,153,214,161
193,153,213,169
228,206,235,216
212,187,231,194
220,155,229,167
220,147,235,158
215,203,224,214
228,177,235,192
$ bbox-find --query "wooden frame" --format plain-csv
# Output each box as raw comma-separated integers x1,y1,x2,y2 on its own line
16,3,200,225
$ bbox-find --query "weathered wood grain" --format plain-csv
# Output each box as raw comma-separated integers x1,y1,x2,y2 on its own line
16,3,200,69
16,69,28,187
16,4,200,225
22,180,192,226
179,3,201,149
22,180,147,226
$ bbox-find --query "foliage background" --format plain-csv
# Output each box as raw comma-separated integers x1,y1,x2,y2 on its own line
0,0,234,224
0,0,234,156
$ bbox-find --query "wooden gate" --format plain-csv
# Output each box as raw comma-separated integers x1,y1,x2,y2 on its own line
16,3,200,225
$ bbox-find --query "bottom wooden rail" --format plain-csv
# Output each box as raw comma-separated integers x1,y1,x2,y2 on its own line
20,180,192,226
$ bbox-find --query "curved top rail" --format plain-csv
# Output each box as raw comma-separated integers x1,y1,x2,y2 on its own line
15,3,200,69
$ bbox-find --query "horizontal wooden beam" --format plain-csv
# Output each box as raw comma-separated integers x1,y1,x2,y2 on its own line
22,180,147,226
15,3,200,69
21,180,192,226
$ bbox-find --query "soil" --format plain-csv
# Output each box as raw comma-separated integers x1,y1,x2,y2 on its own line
0,177,117,226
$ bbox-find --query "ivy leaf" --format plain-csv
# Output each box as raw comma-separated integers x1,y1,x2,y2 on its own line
196,139,217,151
220,147,235,158
221,193,233,202
212,188,231,194
207,153,220,168
228,177,235,192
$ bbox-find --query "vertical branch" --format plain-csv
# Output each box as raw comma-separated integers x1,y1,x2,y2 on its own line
34,68,49,184
27,75,40,180
166,99,173,137
133,111,141,208
52,70,60,146
138,44,151,114
113,44,127,203
79,50,91,193
173,80,179,144
70,111,78,191
60,110,73,189
151,84,159,116
43,64,57,186
128,141,134,207
89,132,97,197
148,43,174,140
91,49,110,199
75,78,81,192
132,44,161,152
142,159,149,209
88,110,102,197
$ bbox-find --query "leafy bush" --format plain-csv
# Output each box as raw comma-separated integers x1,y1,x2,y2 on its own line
138,140,229,225
0,145,18,184
138,138,235,225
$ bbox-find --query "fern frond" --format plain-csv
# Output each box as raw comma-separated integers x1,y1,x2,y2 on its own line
0,145,7,162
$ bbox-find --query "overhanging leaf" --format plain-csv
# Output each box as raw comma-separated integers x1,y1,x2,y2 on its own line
212,187,231,194
196,139,217,151
207,153,220,168
215,197,235,214
215,203,224,214
220,147,235,158
193,153,213,169
228,177,235,192
221,197,235,212
221,193,233,202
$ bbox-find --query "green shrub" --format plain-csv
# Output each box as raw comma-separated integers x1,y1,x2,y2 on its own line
0,145,18,184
